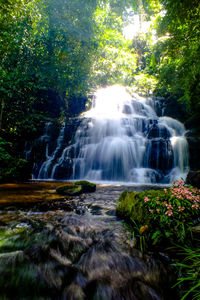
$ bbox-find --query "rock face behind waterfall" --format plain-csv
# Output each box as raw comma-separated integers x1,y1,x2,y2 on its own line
25,86,189,184
24,118,82,179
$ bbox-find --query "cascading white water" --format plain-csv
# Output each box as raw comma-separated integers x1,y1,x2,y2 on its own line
36,85,189,183
159,117,189,181
38,122,66,179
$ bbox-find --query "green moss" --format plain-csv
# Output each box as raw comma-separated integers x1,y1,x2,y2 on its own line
57,181,96,196
74,180,96,192
116,190,165,225
56,184,83,196
116,191,146,223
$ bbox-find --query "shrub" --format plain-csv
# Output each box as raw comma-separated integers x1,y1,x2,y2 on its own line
0,137,31,182
117,181,200,249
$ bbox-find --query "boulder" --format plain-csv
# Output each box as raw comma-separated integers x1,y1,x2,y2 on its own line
74,181,96,193
56,184,83,196
56,181,96,196
186,170,200,188
116,189,164,225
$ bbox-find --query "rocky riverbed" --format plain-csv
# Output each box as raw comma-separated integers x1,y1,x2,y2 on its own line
0,182,178,299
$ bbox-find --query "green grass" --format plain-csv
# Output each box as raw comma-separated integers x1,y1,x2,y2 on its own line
174,245,200,300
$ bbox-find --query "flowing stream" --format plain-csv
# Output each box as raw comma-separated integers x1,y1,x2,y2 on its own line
35,85,189,183
0,183,178,299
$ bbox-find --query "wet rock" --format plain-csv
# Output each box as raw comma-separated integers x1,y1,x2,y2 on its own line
186,135,200,170
32,200,73,212
63,283,85,300
186,170,200,188
56,185,84,196
57,181,96,196
147,124,171,139
74,181,96,193
123,104,132,114
145,139,173,172
0,251,24,264
30,118,82,179
53,158,73,180
191,225,200,233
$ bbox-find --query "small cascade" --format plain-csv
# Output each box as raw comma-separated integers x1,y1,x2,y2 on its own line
36,85,189,183
38,122,66,179
159,117,189,181
23,122,52,161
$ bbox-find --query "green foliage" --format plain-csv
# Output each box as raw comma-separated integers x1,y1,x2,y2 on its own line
91,4,137,86
1,0,199,136
117,181,200,249
0,137,31,182
0,0,141,136
134,73,158,94
175,245,200,300
152,0,200,126
0,0,100,134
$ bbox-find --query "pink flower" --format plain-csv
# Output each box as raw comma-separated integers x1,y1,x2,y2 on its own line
165,210,173,217
144,197,150,202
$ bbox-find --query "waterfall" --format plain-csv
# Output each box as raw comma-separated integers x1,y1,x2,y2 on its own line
38,122,66,179
36,85,189,183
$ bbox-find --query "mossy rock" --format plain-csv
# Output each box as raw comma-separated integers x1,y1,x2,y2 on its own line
56,185,83,196
116,189,165,225
56,181,96,196
74,180,96,193
116,190,150,225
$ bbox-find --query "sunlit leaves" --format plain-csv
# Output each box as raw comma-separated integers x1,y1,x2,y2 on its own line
91,3,137,86
149,0,200,125
134,73,158,94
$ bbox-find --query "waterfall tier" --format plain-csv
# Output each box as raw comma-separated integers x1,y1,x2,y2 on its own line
31,85,189,183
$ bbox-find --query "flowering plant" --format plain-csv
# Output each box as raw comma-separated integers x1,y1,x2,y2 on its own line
142,181,200,246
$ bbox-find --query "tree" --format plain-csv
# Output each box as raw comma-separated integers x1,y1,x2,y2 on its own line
0,0,100,133
152,0,200,125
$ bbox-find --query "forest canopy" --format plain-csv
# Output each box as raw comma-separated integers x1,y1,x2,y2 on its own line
0,0,200,136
